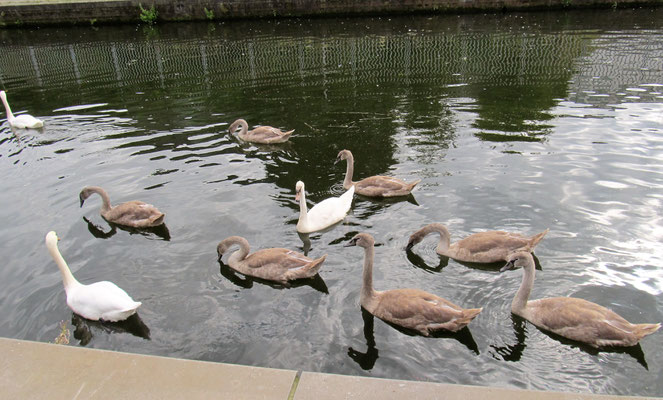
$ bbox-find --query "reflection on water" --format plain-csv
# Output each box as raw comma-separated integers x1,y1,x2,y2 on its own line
71,313,151,346
84,217,172,241
218,258,329,293
1,6,663,397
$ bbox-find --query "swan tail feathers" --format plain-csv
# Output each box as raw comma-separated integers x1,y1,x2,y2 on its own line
408,179,422,190
457,307,483,326
305,254,326,276
102,302,141,322
341,185,355,202
149,213,165,226
529,228,550,248
634,323,661,340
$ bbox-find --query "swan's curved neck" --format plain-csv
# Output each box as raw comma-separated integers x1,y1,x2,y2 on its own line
360,245,376,307
512,260,535,314
88,186,112,213
227,237,250,265
343,154,355,189
232,119,248,137
1,94,15,121
47,242,80,290
427,224,451,254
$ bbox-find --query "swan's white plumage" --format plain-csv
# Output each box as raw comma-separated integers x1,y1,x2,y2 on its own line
45,231,141,322
1,90,44,129
295,181,354,233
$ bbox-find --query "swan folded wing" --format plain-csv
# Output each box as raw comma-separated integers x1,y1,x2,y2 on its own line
67,281,140,321
355,176,410,196
377,289,461,324
108,201,164,226
455,231,528,252
248,126,292,143
452,231,531,261
246,249,312,270
527,298,626,341
14,115,44,129
307,197,349,226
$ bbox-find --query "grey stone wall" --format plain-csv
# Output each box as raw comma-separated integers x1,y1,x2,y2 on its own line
0,0,662,27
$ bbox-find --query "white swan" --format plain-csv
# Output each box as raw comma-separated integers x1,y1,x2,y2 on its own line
1,90,44,129
45,231,142,322
295,180,354,233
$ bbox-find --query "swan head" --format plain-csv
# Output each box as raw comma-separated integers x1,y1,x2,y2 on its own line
334,149,352,165
405,231,424,251
216,237,235,261
500,251,534,272
344,233,374,249
406,223,448,251
79,187,95,207
216,242,228,261
295,181,305,202
45,231,60,248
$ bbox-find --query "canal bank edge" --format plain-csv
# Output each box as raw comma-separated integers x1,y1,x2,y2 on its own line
0,337,657,399
1,0,663,27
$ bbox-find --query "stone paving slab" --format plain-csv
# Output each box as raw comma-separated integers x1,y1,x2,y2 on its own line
1,337,658,400
0,337,296,400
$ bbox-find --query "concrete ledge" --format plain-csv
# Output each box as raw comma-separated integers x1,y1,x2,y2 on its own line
1,0,662,27
0,337,297,399
0,338,657,399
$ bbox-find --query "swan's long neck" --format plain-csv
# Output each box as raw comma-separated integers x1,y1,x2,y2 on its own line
231,119,248,137
47,241,80,290
88,186,112,213
428,224,451,254
343,154,355,189
360,245,376,307
298,188,308,223
238,120,248,136
1,94,15,121
227,237,250,265
512,259,535,314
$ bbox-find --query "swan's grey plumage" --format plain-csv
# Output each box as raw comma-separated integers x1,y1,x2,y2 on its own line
228,119,293,144
406,223,548,263
217,236,326,284
335,149,420,197
79,186,165,228
501,251,660,347
345,233,482,335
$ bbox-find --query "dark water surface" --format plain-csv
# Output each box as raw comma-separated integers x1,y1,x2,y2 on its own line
1,7,662,396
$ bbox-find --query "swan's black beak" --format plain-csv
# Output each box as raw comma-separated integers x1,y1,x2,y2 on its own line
344,238,358,247
79,195,85,207
334,157,341,165
405,242,414,251
500,260,515,273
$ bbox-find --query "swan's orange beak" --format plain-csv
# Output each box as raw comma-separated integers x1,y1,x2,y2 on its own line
295,190,300,202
